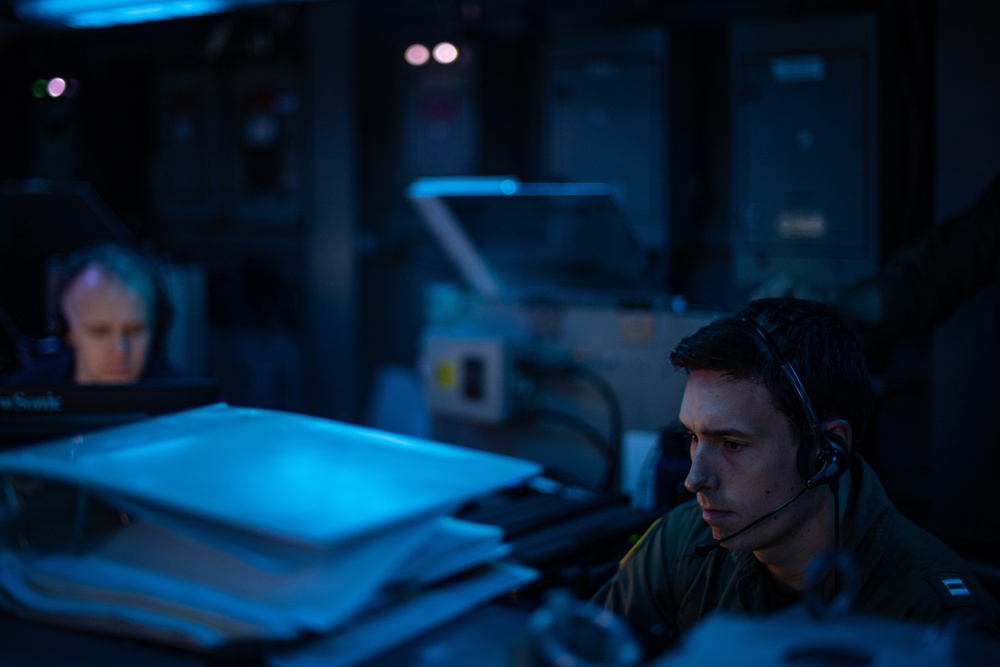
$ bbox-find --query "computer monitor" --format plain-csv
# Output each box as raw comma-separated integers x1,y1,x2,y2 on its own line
0,379,222,448
406,176,654,301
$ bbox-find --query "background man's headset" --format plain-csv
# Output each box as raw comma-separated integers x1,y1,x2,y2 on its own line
693,316,850,556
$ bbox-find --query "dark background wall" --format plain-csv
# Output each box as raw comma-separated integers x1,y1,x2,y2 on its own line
0,0,997,554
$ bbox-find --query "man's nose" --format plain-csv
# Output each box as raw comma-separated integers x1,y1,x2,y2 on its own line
684,445,716,495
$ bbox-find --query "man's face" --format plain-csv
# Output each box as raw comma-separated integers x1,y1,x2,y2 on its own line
680,369,821,554
61,265,154,384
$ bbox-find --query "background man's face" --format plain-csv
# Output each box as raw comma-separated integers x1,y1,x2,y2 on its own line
61,264,154,384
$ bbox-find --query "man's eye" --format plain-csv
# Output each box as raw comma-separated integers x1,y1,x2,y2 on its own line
723,440,746,452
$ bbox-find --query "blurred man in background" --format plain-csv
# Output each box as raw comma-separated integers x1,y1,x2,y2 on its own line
3,242,183,384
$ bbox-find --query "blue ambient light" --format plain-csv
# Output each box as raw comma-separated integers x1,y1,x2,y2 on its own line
16,0,233,29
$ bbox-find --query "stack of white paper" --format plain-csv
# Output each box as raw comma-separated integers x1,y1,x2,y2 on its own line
0,404,541,658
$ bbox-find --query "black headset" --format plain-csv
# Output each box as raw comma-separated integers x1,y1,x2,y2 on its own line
741,317,849,488
50,242,175,353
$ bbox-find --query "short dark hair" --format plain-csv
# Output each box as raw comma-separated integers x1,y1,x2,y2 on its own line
669,298,873,452
50,242,175,352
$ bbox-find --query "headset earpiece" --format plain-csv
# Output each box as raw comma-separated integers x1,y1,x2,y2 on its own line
804,430,849,488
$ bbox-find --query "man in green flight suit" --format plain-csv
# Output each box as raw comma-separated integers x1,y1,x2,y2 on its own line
592,297,1000,659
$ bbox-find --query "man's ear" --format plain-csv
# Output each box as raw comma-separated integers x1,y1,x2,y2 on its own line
821,419,853,455
800,419,853,485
